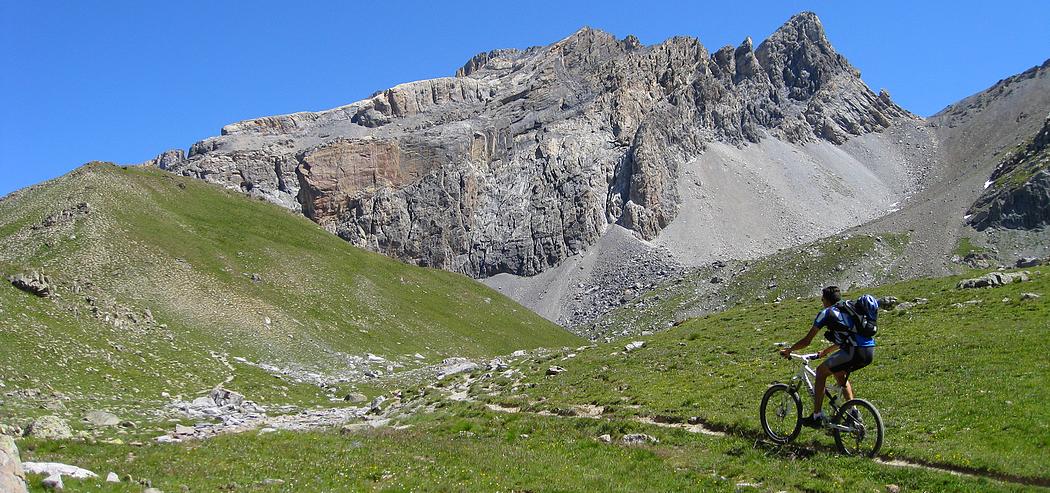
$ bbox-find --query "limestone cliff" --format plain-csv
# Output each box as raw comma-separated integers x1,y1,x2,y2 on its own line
158,12,913,278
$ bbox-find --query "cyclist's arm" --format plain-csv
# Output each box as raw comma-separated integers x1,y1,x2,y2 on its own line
781,325,821,357
818,344,839,358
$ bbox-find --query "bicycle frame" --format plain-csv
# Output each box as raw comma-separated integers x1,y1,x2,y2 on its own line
785,353,854,432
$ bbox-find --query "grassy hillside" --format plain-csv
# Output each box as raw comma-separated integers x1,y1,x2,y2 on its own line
586,232,909,337
491,266,1050,481
16,266,1047,491
0,163,579,418
23,402,1027,492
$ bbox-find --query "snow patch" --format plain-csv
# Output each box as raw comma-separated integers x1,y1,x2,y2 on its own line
984,180,993,189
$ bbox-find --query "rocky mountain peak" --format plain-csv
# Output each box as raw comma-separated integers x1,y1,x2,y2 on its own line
158,12,916,279
756,11,855,99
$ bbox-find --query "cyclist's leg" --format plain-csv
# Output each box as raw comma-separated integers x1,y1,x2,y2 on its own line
839,347,873,402
813,362,832,413
820,347,855,410
834,371,853,400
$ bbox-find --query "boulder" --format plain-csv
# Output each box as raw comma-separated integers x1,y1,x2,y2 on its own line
23,462,97,479
876,296,899,309
340,423,371,435
41,473,63,490
106,472,120,483
1016,257,1044,268
209,387,245,408
26,416,72,440
343,393,368,403
624,341,646,352
546,366,567,376
83,411,120,427
436,358,479,379
8,272,51,297
957,271,1028,289
622,433,659,445
0,435,28,493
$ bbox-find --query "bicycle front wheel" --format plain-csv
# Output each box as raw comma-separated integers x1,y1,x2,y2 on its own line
759,383,802,444
832,398,884,457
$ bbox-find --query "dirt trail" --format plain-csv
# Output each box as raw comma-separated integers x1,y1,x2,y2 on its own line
485,401,1047,489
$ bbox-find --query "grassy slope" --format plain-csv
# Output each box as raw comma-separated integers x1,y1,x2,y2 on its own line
501,266,1050,480
23,404,1027,492
17,267,1048,492
588,232,909,336
0,163,579,417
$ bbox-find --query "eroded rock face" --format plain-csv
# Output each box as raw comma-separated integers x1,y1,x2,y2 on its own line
969,115,1050,230
160,12,911,278
0,436,28,493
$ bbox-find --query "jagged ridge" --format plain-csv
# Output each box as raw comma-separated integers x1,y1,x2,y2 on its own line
157,12,912,278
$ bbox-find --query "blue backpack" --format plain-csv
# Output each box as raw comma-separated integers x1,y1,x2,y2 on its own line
833,294,879,338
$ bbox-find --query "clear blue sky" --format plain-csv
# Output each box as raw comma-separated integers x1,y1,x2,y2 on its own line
2,1,1048,196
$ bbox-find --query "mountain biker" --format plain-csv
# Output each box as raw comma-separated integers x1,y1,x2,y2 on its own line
779,286,876,428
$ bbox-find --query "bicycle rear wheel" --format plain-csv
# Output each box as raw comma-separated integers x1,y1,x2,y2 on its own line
759,383,802,444
832,398,884,457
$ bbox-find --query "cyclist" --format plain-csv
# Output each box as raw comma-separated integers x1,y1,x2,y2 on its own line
779,286,875,428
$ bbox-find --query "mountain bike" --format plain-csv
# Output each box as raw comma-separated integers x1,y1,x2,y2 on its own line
759,350,884,457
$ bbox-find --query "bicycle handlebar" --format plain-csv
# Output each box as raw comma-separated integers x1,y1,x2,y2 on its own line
774,344,820,361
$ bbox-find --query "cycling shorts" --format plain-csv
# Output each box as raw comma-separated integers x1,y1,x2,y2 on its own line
824,346,874,373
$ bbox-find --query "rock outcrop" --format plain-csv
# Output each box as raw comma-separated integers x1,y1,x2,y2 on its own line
0,436,28,493
25,416,72,440
9,271,52,297
157,12,912,278
968,115,1050,230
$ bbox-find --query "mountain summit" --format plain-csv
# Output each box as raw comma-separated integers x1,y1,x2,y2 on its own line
158,13,911,280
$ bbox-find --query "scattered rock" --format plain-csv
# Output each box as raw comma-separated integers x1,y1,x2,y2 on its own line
1021,292,1041,300
621,433,659,445
885,485,901,493
368,396,387,414
174,424,195,436
343,393,368,403
26,416,72,440
436,358,480,379
83,411,120,427
106,472,120,483
340,423,371,435
41,473,63,490
8,272,52,297
597,434,612,444
23,462,97,479
624,341,645,352
1016,257,1044,268
546,366,567,376
210,387,245,408
957,271,1029,289
876,296,899,309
